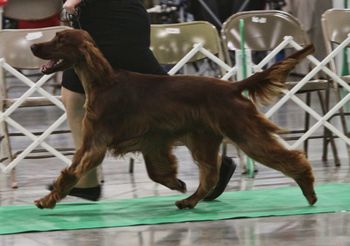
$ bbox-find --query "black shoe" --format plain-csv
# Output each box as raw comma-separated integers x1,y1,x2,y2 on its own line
204,156,236,201
47,184,101,201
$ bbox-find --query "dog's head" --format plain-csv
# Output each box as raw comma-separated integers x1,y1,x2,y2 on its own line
31,29,97,74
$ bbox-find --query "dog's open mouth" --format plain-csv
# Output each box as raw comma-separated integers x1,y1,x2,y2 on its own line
41,58,66,74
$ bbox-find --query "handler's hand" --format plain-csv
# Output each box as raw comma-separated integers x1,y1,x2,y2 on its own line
63,0,82,14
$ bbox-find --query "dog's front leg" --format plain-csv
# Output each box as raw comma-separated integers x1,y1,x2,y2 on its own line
35,144,107,209
35,167,79,209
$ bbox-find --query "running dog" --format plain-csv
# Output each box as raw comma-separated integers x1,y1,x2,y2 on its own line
31,29,317,209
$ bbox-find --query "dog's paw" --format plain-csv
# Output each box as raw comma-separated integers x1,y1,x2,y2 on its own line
305,192,318,206
175,199,197,209
35,199,45,209
175,179,187,193
34,195,57,209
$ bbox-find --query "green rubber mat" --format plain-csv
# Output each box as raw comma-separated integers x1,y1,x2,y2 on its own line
1,183,350,235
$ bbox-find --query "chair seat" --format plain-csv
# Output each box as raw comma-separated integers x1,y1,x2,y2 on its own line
287,79,329,92
326,75,350,88
340,75,350,84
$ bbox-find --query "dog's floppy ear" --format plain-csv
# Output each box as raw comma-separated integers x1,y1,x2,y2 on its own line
80,41,103,68
80,40,114,83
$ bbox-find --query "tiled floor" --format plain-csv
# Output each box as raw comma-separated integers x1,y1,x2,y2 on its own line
1,78,350,245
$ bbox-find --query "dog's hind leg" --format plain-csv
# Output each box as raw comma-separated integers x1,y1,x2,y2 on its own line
35,141,107,209
176,132,222,209
142,141,187,193
224,114,317,205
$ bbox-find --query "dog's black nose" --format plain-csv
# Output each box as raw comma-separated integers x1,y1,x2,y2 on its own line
30,44,39,53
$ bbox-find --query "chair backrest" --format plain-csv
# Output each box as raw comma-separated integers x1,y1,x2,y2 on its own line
321,9,350,46
3,0,63,20
321,9,350,73
150,21,224,64
221,10,310,51
0,26,71,69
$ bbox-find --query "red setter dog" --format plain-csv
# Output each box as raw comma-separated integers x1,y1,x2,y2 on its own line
31,29,317,209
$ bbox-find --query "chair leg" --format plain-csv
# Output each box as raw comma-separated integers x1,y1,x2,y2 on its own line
236,146,248,174
129,157,135,174
303,92,311,157
322,87,330,162
11,168,18,188
330,134,341,166
0,119,17,188
335,87,350,162
322,124,341,166
319,88,341,166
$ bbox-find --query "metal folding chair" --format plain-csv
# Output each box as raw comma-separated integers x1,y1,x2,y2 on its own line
220,10,340,165
3,0,62,21
150,21,228,76
3,0,64,94
321,8,350,163
0,26,72,187
128,21,234,173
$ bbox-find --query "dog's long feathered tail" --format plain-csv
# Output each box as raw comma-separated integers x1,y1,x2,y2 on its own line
234,44,315,104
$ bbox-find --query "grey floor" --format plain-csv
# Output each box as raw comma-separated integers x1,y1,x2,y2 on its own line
1,81,350,245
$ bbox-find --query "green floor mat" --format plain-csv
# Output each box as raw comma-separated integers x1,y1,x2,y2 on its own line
1,183,350,235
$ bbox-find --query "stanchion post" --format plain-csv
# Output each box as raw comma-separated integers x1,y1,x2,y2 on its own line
239,19,256,177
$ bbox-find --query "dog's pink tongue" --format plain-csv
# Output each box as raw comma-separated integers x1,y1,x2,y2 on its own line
41,60,56,72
